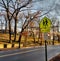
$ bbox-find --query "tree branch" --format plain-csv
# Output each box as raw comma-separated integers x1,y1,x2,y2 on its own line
2,0,7,9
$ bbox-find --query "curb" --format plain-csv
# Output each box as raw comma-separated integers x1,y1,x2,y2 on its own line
0,48,18,51
0,42,23,49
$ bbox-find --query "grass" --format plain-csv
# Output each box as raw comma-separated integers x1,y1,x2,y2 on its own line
0,33,41,48
0,33,39,43
0,33,59,47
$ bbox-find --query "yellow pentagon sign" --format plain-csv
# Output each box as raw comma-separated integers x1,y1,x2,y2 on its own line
39,16,52,32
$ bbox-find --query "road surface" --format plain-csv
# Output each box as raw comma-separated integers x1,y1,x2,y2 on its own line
0,45,60,61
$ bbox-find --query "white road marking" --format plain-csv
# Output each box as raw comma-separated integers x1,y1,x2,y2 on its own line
0,49,40,58
48,53,60,61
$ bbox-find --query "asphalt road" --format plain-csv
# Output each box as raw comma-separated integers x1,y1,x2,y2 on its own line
0,45,60,61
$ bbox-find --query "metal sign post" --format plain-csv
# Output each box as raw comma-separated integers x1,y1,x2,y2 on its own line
44,33,48,61
45,40,47,61
39,16,52,61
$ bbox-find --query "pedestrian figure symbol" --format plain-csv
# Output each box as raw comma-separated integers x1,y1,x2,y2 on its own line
43,19,48,26
39,16,52,32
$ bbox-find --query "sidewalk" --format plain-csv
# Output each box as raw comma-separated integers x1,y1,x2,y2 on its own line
49,54,60,61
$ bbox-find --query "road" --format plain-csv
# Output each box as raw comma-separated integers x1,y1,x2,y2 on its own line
0,45,60,61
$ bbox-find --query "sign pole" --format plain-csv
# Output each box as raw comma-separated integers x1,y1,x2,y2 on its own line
45,40,47,61
44,33,48,61
39,16,52,61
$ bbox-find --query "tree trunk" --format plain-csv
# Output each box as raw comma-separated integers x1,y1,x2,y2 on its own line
5,20,7,33
18,28,24,48
38,27,40,44
58,35,60,42
12,19,17,47
23,36,27,47
32,32,35,43
18,33,22,48
52,26,54,45
52,34,54,45
14,20,17,42
9,21,11,43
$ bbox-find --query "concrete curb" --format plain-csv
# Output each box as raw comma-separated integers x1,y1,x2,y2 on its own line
0,42,23,49
0,48,18,51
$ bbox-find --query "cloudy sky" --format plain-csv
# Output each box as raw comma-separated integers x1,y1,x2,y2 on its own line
0,0,60,30
0,0,60,19
29,0,60,20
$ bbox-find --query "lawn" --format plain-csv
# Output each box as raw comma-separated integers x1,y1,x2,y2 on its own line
0,33,39,43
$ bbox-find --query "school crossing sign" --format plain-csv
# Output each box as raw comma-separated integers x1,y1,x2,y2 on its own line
39,16,52,32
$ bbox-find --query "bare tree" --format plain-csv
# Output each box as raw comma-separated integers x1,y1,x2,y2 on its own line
4,14,8,33
51,17,57,45
0,0,14,42
18,11,41,48
28,21,36,43
0,0,32,43
0,0,56,48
